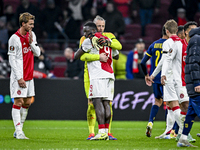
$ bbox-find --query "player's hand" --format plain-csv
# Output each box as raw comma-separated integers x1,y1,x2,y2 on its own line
91,36,103,50
29,30,33,44
97,37,111,47
145,74,152,86
18,78,26,88
87,32,94,40
99,53,108,62
195,85,200,93
161,75,166,86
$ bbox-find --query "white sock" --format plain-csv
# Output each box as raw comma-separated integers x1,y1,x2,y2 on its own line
179,112,186,135
12,105,22,132
180,134,187,140
99,129,105,134
105,128,108,134
164,109,175,135
172,107,181,134
20,106,29,129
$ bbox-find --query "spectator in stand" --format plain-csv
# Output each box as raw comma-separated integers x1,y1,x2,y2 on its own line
0,16,9,59
64,47,84,79
168,0,198,21
113,51,127,80
126,38,150,79
0,54,10,78
4,5,17,38
34,45,52,79
114,0,132,25
41,0,63,40
176,8,187,26
132,0,160,36
62,8,80,40
15,0,40,27
102,1,125,38
93,0,107,16
87,7,98,21
68,0,87,27
82,0,93,21
177,25,185,39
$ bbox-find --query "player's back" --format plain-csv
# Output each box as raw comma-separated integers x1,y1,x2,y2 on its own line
171,38,187,86
147,38,166,84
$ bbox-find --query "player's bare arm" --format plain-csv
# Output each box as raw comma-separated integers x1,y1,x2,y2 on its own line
29,30,33,44
74,48,85,60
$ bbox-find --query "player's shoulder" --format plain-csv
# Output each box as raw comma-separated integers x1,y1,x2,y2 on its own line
9,34,19,43
102,32,115,39
82,38,91,46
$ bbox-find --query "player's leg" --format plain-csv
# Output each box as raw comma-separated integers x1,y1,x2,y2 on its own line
86,98,96,140
102,100,111,135
108,101,117,140
84,71,96,139
177,97,197,147
91,98,108,140
12,97,25,139
146,84,163,137
11,78,28,139
21,97,31,129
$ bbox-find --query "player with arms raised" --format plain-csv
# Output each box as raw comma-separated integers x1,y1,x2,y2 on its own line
8,12,40,139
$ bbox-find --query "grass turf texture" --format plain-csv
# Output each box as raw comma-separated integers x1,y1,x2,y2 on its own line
0,120,199,150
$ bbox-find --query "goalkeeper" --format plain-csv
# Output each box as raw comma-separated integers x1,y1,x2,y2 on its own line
79,15,122,140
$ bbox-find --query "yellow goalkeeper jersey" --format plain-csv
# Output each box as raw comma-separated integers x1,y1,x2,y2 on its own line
79,32,122,83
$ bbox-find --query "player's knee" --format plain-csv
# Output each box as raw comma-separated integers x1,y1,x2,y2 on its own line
14,98,23,107
23,102,31,108
155,98,162,107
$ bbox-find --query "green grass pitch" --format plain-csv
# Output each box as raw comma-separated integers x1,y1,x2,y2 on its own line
0,120,199,150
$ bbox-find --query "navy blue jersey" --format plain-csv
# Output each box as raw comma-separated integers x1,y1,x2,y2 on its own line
146,38,167,84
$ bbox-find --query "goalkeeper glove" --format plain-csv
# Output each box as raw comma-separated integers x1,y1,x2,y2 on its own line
91,36,103,51
97,37,111,47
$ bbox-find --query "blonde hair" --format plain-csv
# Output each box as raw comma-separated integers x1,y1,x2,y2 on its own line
93,15,105,24
19,12,35,26
164,19,178,34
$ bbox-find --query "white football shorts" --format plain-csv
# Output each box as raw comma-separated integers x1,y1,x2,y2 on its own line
163,82,178,102
88,78,114,101
174,84,189,104
10,79,35,98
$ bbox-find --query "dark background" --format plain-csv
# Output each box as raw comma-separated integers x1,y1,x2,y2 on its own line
0,79,168,121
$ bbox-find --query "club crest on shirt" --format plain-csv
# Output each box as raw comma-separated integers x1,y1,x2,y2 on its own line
10,46,15,51
180,93,184,99
17,90,21,95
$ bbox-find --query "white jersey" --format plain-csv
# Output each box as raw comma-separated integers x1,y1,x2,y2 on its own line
8,29,40,81
152,36,180,83
162,38,187,86
82,36,115,80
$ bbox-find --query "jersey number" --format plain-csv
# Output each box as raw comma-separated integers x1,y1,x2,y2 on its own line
155,50,160,67
104,46,111,57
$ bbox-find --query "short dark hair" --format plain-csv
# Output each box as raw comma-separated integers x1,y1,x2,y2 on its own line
177,25,184,34
162,26,166,36
84,21,97,30
184,21,197,32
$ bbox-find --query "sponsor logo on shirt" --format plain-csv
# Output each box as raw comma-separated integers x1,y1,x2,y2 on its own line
23,46,31,54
